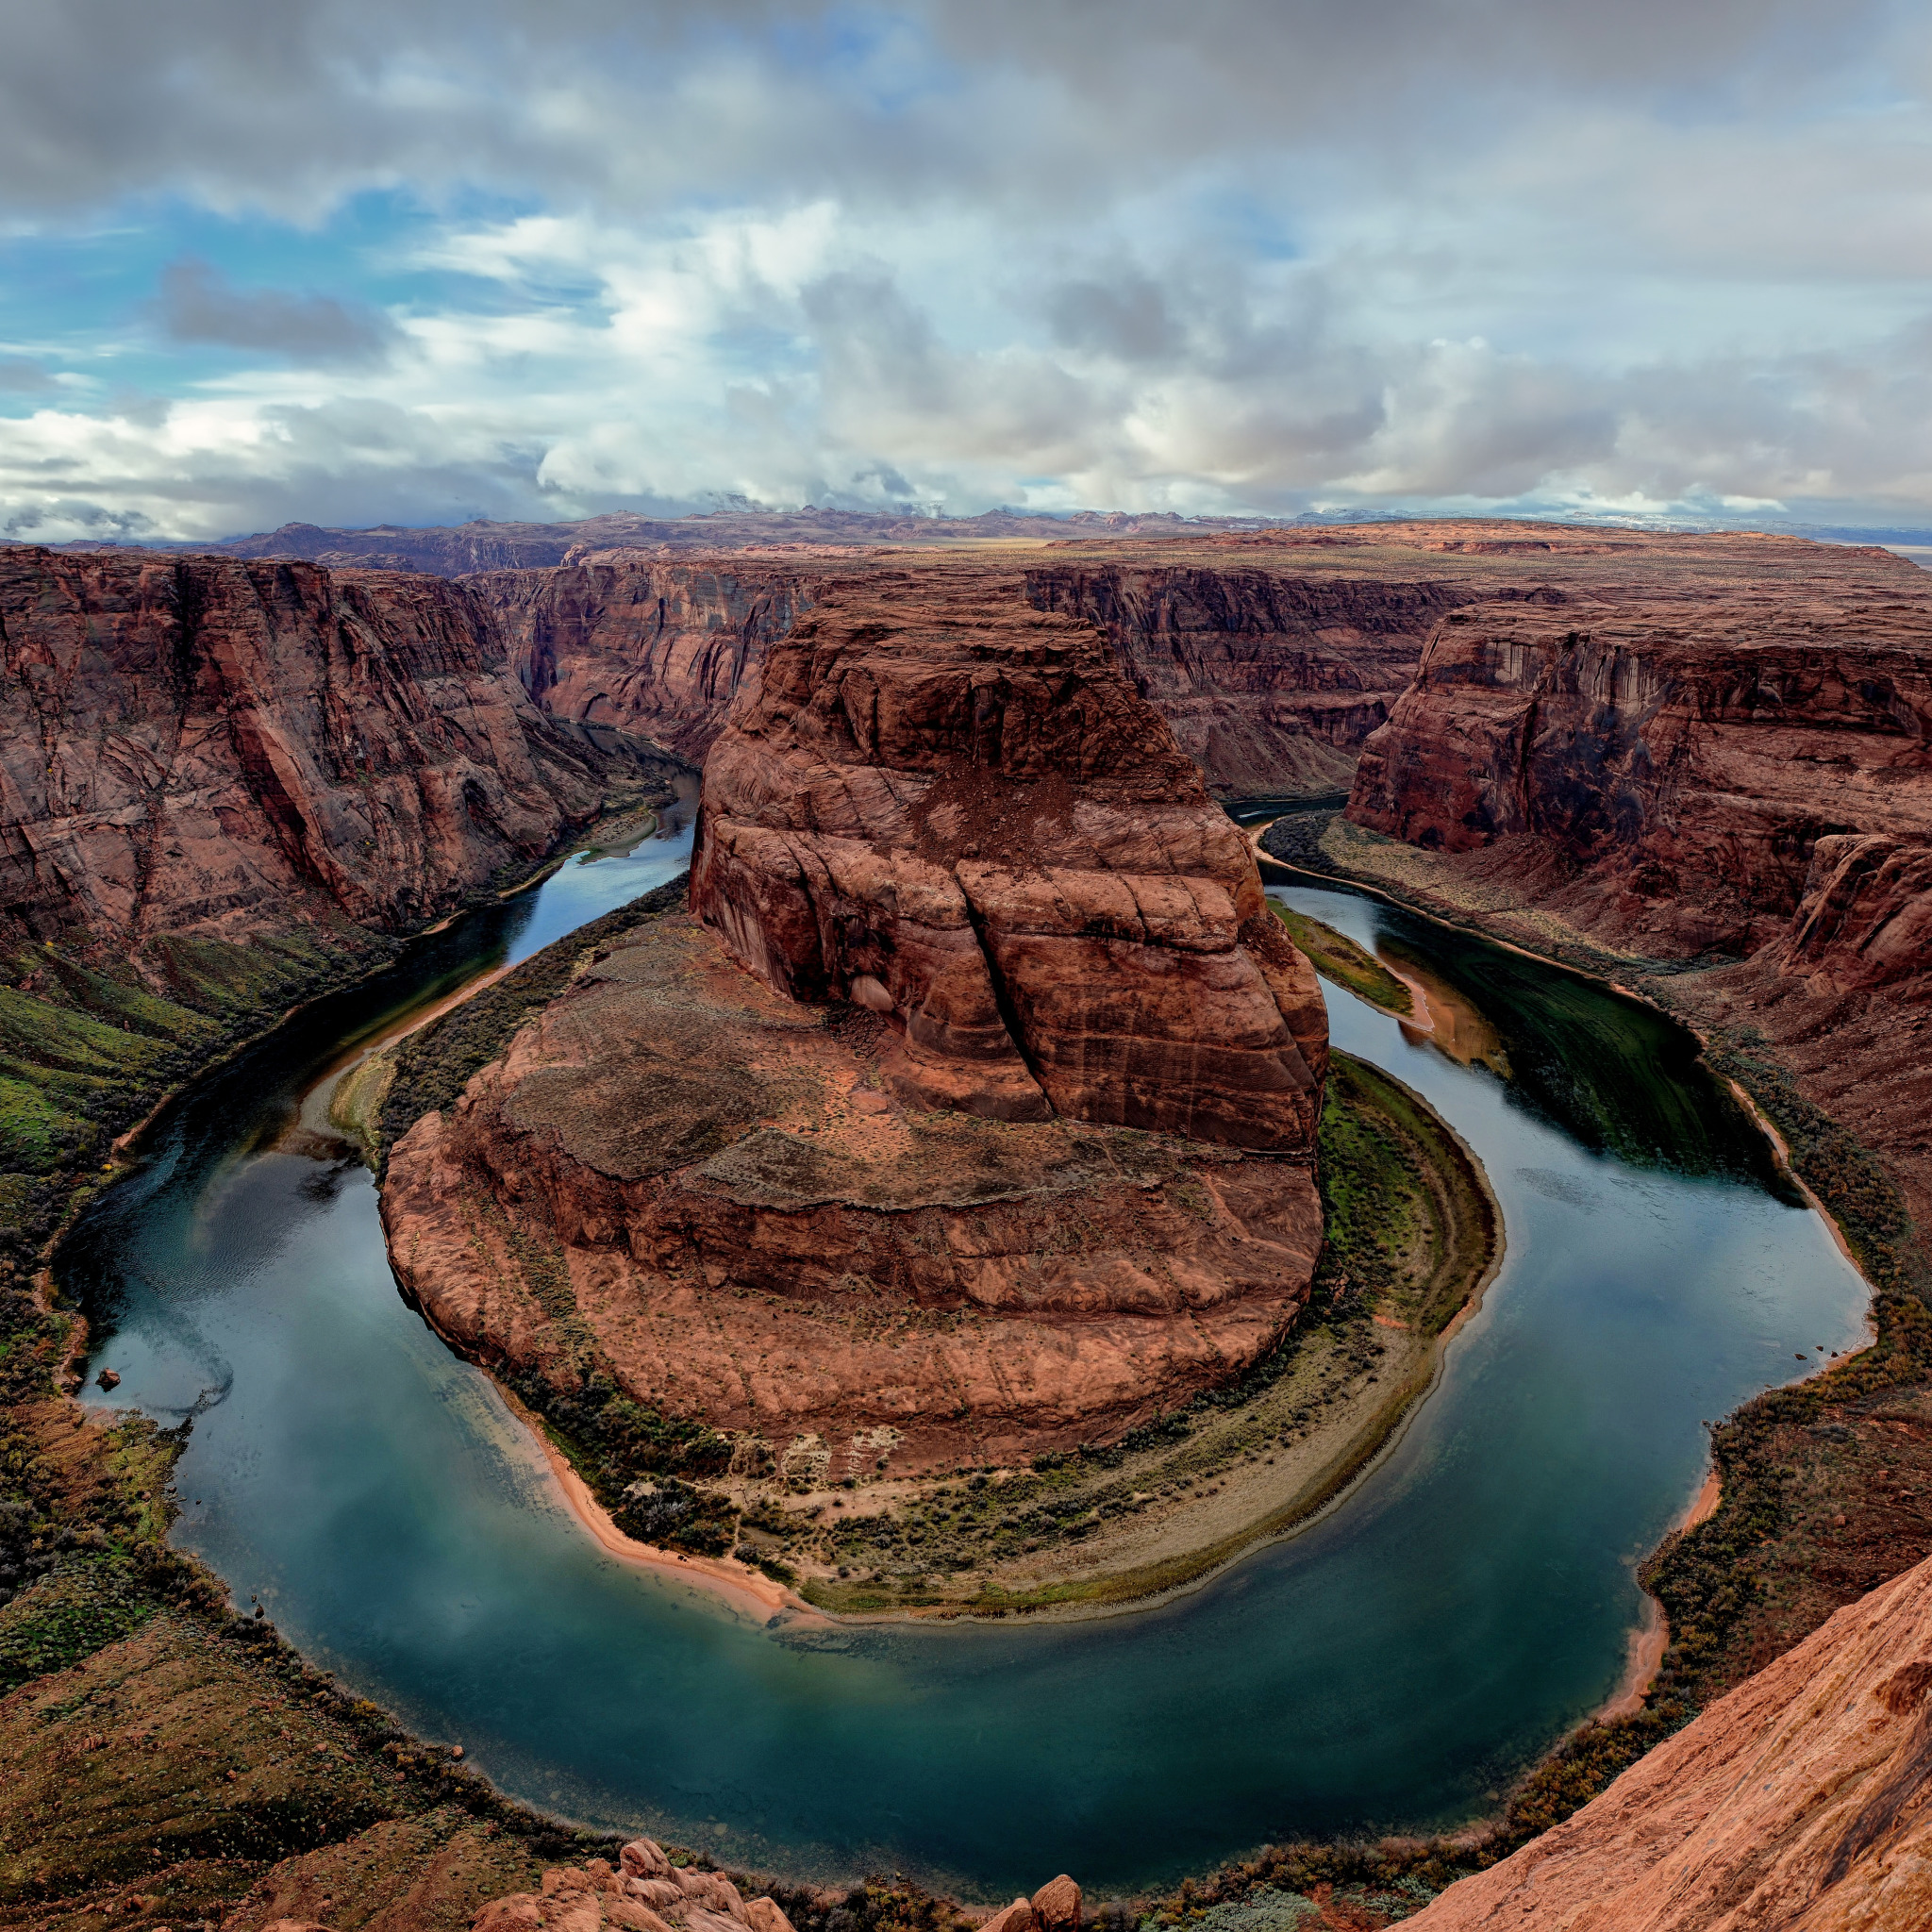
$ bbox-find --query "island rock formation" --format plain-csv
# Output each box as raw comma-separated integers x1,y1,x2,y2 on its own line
690,568,1327,1144
381,571,1327,1472
1408,1544,1932,1930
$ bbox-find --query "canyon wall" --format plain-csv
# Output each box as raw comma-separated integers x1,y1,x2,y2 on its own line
475,549,1488,796
1348,582,1932,960
0,549,636,958
1024,564,1467,799
473,556,808,765
382,567,1328,1469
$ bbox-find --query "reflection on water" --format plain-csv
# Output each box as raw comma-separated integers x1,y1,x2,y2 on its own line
59,844,1869,1899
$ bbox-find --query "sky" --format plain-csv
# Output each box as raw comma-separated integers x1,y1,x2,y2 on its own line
5,0,1932,541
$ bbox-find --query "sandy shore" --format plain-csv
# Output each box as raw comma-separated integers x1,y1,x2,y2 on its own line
1599,1474,1723,1720
497,1386,827,1625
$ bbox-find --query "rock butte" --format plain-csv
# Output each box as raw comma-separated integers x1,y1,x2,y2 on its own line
382,572,1328,1470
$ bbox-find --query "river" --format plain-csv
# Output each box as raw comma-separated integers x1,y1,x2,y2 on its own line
62,833,1869,1901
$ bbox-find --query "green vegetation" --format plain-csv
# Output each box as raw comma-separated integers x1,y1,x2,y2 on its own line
0,922,392,1267
794,1051,1495,1616
1314,1051,1495,1338
1271,903,1413,1017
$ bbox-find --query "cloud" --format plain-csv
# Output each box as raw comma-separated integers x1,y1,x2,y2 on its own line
2,2,1932,534
156,258,399,365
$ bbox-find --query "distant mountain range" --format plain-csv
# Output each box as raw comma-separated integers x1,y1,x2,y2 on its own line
13,506,1932,575
188,507,1285,574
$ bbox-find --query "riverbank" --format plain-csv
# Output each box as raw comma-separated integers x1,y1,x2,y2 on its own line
1245,808,1932,1843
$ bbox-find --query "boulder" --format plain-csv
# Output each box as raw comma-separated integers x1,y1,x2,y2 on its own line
1029,1877,1081,1932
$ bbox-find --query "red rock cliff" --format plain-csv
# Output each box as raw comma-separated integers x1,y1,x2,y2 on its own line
1024,563,1467,799
1348,576,1932,958
471,555,808,765
690,567,1327,1151
0,548,628,957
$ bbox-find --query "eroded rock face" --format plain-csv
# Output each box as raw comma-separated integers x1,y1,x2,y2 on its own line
0,549,629,953
690,570,1326,1151
1349,584,1932,958
471,1843,797,1932
1024,565,1464,800
386,574,1327,1468
475,557,809,765
1408,1547,1932,1930
383,908,1322,1470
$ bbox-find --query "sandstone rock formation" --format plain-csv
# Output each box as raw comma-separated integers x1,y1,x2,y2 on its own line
1347,567,1932,959
472,1841,797,1932
1024,564,1463,800
382,571,1326,1470
1407,1546,1932,1930
0,548,640,957
691,568,1326,1148
475,557,808,765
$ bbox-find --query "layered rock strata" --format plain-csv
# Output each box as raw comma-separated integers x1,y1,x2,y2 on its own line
0,549,640,954
383,573,1327,1469
1408,1545,1932,1930
475,557,808,765
1024,564,1465,799
1348,579,1932,960
690,570,1327,1147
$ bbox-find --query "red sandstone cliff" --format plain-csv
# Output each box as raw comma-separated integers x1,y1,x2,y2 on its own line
473,555,809,765
690,567,1327,1147
474,548,1481,797
1408,1545,1932,1930
1348,575,1932,959
1024,564,1466,800
0,549,636,959
381,568,1327,1468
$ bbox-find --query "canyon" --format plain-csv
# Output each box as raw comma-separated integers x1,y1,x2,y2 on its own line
8,517,1932,1930
0,548,671,1254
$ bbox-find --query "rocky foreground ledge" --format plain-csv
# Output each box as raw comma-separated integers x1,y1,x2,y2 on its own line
253,1843,1091,1932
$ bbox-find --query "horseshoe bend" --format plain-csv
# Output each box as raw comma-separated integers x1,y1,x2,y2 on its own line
372,569,1483,1610
8,519,1932,1931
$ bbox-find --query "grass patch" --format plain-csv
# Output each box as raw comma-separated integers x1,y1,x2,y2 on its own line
1272,904,1413,1017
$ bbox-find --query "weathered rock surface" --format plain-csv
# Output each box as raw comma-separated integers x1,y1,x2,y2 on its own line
1024,564,1464,799
0,548,636,956
475,557,808,764
691,568,1326,1149
471,1842,797,1932
1407,1545,1932,1930
382,905,1322,1470
1347,557,1932,959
